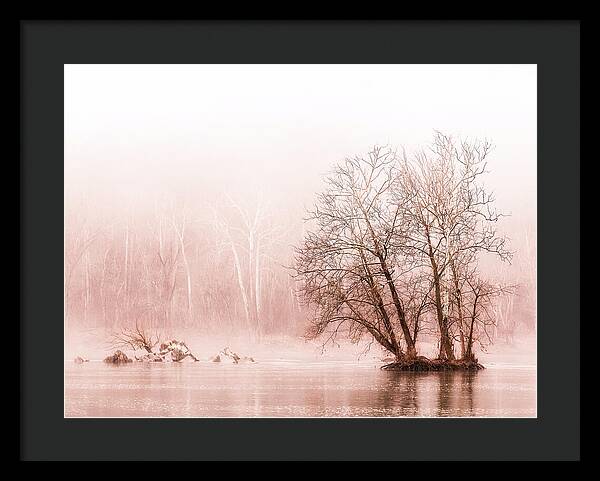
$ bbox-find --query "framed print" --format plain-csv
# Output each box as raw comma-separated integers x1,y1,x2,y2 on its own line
21,20,580,461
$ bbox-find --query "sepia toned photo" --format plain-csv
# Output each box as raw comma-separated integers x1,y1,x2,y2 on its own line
64,64,537,418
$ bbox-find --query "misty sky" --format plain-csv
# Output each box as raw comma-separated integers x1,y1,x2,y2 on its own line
65,64,536,229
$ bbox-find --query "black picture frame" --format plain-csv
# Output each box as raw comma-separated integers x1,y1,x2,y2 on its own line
20,20,580,461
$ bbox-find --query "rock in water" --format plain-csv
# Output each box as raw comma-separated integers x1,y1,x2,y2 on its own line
158,339,199,362
73,356,88,364
136,352,163,362
209,347,255,364
104,350,132,364
179,354,197,363
223,347,240,363
170,347,188,362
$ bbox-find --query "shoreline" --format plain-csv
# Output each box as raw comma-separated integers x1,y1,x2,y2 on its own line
64,358,537,371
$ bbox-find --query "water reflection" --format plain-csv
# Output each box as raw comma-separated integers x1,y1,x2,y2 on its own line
374,370,477,417
376,371,421,415
65,362,535,417
437,371,476,416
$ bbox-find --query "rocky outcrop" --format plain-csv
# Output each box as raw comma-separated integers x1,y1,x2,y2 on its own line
105,339,200,364
158,340,199,362
103,350,133,364
73,356,89,364
135,352,163,362
210,347,255,364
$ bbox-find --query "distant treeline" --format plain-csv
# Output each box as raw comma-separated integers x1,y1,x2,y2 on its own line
65,135,535,351
65,193,304,339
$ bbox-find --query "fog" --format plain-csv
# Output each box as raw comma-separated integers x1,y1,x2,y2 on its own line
66,64,535,206
64,65,536,362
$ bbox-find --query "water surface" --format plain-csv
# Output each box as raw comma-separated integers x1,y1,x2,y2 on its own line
65,360,536,417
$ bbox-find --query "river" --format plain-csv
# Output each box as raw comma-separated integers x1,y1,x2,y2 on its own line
64,360,536,417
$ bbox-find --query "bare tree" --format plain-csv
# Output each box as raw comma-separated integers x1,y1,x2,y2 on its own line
152,200,181,331
294,147,417,361
171,205,194,327
295,134,514,366
109,321,161,353
394,132,511,359
462,277,514,360
64,209,103,331
213,195,287,341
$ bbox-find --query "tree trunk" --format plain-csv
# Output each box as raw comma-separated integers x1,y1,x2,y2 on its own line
425,228,455,361
254,236,261,338
359,250,404,360
358,206,416,357
175,223,193,326
124,220,129,323
378,256,416,358
84,249,90,325
229,236,253,336
465,292,480,361
450,261,466,358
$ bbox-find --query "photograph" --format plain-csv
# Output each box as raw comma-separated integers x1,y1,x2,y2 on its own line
64,64,537,418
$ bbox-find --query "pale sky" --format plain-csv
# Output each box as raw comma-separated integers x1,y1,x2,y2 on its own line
65,64,537,228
